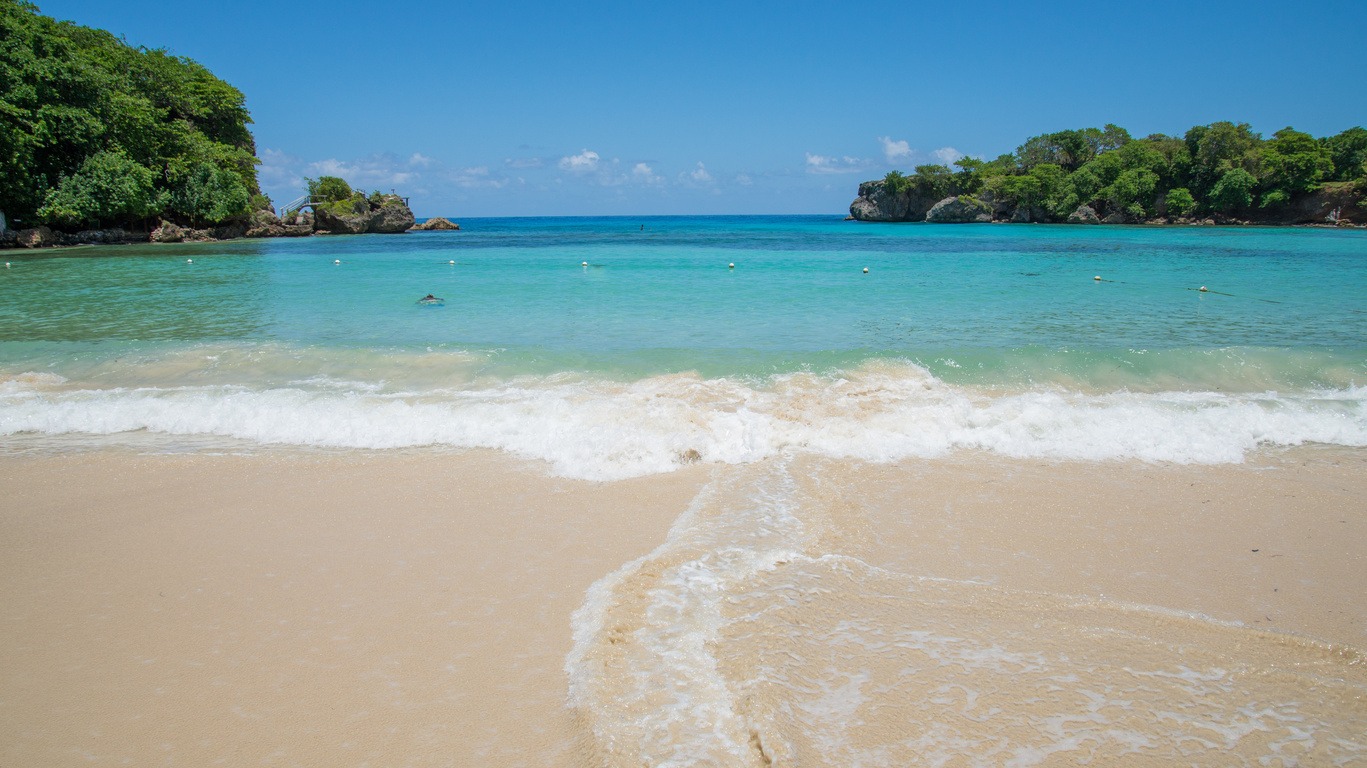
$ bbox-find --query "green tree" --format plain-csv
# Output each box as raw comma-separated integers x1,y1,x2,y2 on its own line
1258,127,1333,206
1001,163,1069,219
1185,122,1261,199
912,164,954,199
1164,188,1196,217
308,175,354,202
36,149,163,228
952,157,987,195
1209,168,1256,214
1323,127,1367,181
1104,168,1159,218
170,161,250,227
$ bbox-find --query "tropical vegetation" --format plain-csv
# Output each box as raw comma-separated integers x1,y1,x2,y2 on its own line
881,123,1367,221
0,0,262,230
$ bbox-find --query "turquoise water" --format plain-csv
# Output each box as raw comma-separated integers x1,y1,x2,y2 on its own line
1,216,1365,475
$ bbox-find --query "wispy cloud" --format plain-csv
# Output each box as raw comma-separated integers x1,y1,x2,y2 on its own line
558,149,601,172
504,156,545,169
304,154,431,189
931,146,964,166
689,162,713,183
879,136,912,162
805,153,872,175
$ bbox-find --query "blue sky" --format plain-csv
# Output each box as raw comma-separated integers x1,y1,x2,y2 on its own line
35,0,1367,217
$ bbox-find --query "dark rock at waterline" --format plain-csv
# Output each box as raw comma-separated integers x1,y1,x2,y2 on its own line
1067,205,1101,224
925,196,993,223
848,179,941,222
150,220,186,243
13,226,59,248
410,216,461,231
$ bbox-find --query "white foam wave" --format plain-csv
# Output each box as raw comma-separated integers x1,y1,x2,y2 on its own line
1,364,1364,478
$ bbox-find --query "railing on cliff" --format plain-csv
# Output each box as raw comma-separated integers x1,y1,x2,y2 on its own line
277,195,315,218
277,195,411,218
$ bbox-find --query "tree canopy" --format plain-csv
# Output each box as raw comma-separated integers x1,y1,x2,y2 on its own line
881,121,1365,221
0,0,260,229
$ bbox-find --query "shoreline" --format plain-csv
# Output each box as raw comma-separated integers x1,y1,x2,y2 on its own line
4,214,1365,254
2,446,1362,765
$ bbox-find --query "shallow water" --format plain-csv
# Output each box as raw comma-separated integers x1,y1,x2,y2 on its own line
1,218,1364,477
3,218,1366,764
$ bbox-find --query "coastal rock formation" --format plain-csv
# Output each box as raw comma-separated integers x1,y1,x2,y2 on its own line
313,201,372,235
925,196,993,223
1067,205,1101,224
410,217,461,231
848,180,940,222
15,226,58,248
313,195,415,235
243,210,311,238
368,200,416,233
150,220,186,243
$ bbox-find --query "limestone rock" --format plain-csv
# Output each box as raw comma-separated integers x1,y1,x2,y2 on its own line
244,209,280,237
368,202,415,233
1067,205,1101,224
150,220,186,243
313,205,371,235
410,216,461,231
848,180,940,222
925,196,993,223
1102,211,1133,224
16,226,58,248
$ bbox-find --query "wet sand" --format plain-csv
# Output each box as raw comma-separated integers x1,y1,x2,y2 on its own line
1,447,1364,766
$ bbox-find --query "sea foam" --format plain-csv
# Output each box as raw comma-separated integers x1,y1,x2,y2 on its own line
1,362,1363,479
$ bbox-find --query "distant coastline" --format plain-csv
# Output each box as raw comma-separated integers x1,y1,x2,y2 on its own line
849,123,1366,227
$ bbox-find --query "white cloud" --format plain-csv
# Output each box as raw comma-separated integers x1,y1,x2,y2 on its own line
805,153,871,175
449,166,508,189
505,156,544,169
632,162,663,185
409,152,434,167
735,173,753,186
879,136,912,162
932,146,964,166
305,155,420,189
558,149,600,172
690,162,713,182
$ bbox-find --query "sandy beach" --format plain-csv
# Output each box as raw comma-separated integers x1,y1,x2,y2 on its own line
2,447,1364,766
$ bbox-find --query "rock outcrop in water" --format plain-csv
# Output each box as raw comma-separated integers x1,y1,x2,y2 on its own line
409,217,461,231
313,194,415,236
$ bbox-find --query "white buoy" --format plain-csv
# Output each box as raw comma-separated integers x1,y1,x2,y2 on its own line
863,267,869,274
1199,285,1208,292
1094,275,1101,281
334,259,341,265
187,259,193,264
4,263,9,268
448,260,455,265
728,262,735,269
582,261,588,267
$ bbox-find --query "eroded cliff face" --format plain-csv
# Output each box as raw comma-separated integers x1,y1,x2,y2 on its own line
848,180,941,222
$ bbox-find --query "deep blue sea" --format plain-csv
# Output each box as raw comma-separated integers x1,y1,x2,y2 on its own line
1,215,1364,477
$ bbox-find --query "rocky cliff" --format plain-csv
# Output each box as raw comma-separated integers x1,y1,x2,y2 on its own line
848,179,1366,226
2,195,420,249
312,194,415,235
